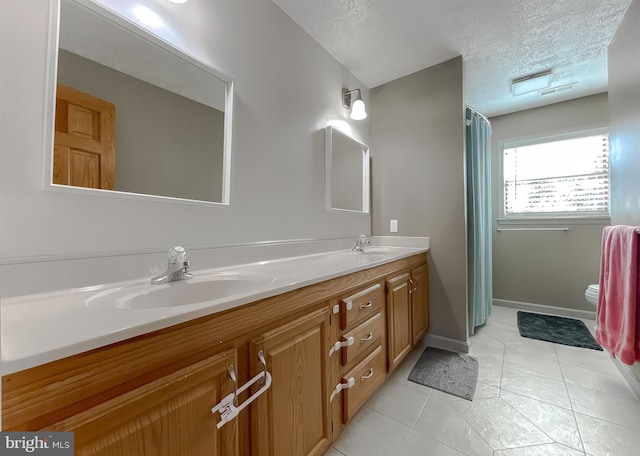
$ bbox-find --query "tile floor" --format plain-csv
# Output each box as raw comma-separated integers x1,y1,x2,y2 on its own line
325,306,640,456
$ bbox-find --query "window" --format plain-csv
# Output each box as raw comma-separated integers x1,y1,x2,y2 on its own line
502,130,609,218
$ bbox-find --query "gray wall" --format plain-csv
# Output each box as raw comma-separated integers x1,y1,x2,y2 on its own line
490,94,610,312
608,0,640,383
58,49,225,202
370,57,468,344
0,0,370,261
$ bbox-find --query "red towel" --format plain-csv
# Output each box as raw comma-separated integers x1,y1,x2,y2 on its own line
596,225,640,364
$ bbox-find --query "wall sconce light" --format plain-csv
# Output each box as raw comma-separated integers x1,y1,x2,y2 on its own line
342,88,367,120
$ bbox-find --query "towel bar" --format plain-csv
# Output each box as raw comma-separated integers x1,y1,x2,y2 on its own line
496,228,569,232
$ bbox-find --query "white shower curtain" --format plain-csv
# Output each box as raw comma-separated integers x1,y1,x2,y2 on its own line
466,107,493,334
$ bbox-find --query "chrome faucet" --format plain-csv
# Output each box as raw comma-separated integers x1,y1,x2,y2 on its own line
352,234,370,252
151,246,192,284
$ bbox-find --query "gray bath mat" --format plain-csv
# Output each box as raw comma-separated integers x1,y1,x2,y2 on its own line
408,347,479,400
517,311,602,351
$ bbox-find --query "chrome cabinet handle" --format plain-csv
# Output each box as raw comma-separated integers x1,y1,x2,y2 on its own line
361,368,374,380
359,301,372,309
361,332,373,343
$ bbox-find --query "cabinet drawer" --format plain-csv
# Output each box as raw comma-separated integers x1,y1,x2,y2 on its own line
341,345,386,423
341,312,384,368
340,283,383,330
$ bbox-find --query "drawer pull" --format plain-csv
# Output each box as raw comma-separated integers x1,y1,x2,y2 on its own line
361,332,373,343
359,301,372,309
361,368,374,380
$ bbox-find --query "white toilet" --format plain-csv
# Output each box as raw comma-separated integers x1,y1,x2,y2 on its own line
585,284,599,307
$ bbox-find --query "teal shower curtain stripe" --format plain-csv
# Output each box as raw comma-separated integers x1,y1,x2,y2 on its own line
466,107,493,332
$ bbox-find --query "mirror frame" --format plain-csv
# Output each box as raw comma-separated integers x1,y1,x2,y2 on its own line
324,126,370,213
43,0,234,206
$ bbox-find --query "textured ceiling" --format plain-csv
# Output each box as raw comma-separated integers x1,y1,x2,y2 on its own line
272,0,631,117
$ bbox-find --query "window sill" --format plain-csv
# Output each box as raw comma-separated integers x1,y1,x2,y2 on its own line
496,216,611,227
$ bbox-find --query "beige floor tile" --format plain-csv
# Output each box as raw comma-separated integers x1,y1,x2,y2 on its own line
333,408,410,456
452,397,553,450
324,449,346,456
475,381,501,399
399,431,467,456
413,395,493,456
567,383,640,431
575,412,640,456
555,344,619,375
504,340,558,360
504,352,564,381
493,443,586,456
561,362,636,399
500,390,583,452
501,367,572,408
365,379,429,427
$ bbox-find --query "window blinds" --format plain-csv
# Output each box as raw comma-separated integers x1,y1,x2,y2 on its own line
504,134,609,216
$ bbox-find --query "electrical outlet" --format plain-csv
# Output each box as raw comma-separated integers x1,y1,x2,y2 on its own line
390,219,398,233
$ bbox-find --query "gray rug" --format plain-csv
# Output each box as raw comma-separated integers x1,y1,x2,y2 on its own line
517,311,602,351
408,347,479,400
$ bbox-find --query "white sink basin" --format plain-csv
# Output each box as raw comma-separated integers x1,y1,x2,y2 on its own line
87,271,273,310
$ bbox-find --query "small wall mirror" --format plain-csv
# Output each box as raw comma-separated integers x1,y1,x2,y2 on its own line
49,0,234,204
324,126,370,213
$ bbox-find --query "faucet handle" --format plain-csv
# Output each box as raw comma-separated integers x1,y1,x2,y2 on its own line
168,246,187,264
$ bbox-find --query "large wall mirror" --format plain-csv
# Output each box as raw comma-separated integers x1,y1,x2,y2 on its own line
324,126,370,213
48,0,234,204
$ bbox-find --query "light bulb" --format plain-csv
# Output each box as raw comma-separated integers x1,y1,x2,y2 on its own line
349,99,367,120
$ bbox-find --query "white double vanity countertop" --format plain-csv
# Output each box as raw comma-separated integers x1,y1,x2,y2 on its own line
1,237,429,375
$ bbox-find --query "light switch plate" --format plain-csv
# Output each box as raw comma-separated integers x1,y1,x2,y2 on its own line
390,219,398,233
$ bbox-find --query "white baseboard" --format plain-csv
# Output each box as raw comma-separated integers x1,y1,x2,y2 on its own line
493,299,596,321
423,333,470,354
611,358,640,402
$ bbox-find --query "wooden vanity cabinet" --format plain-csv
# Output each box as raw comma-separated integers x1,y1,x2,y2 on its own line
386,273,413,373
2,253,428,456
249,307,332,456
330,281,387,436
386,263,430,373
46,350,239,456
410,263,429,344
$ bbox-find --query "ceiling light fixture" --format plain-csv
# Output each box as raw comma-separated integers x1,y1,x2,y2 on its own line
167,0,189,4
511,71,553,96
342,87,367,120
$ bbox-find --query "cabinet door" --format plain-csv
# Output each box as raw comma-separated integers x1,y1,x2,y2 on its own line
386,273,412,373
250,307,332,456
411,264,430,345
47,350,238,456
